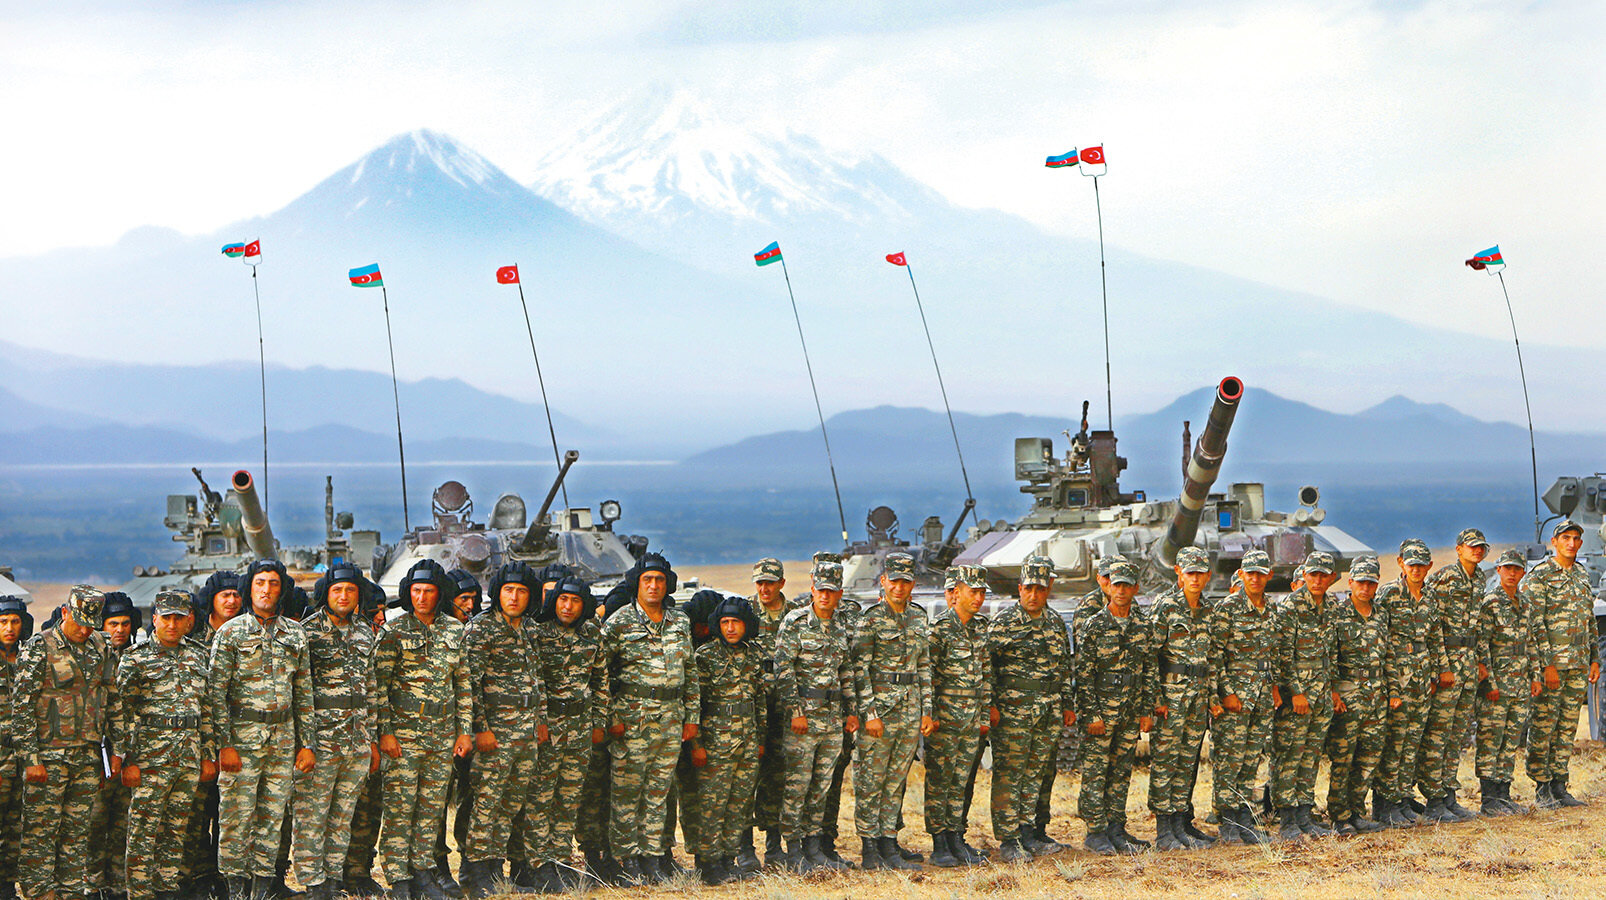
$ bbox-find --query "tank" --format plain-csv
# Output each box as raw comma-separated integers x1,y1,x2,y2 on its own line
839,499,974,602
954,376,1374,604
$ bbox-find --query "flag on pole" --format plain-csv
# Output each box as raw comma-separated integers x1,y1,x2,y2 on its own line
1045,151,1079,169
349,264,384,287
242,239,262,265
1465,245,1504,271
1079,145,1107,176
886,252,907,266
496,265,520,284
754,241,782,267
221,242,247,258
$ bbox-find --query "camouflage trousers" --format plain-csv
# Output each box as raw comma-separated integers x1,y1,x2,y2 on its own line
780,719,843,841
687,713,762,857
1148,684,1210,815
0,758,22,888
217,727,297,879
90,777,130,891
749,695,786,831
126,764,201,900
341,771,383,883
853,707,920,839
922,702,984,835
525,718,591,864
435,755,471,866
380,732,456,879
19,745,101,899
1270,698,1332,808
606,702,684,858
671,747,698,853
1076,714,1140,833
1210,698,1272,816
463,738,540,863
574,743,611,853
1035,736,1063,830
820,731,854,842
989,704,1058,841
291,744,370,888
1374,684,1430,802
1418,674,1476,798
1475,687,1531,781
1527,668,1587,782
1324,689,1385,822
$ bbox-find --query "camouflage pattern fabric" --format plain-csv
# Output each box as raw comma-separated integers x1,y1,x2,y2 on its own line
851,599,931,839
1373,575,1445,803
1418,560,1485,797
90,638,137,893
527,616,605,865
688,639,764,857
1207,589,1277,817
986,603,1072,841
463,610,546,863
747,593,789,832
1475,585,1536,780
923,608,991,835
814,596,861,844
1073,606,1151,833
0,647,21,892
1146,586,1214,815
774,605,853,840
341,771,384,883
1520,556,1600,782
1270,586,1335,808
574,744,612,855
1323,596,1390,822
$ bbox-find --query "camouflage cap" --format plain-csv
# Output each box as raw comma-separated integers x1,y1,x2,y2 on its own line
1401,543,1432,566
1456,527,1490,548
67,584,106,628
812,561,844,591
1096,555,1125,577
1107,560,1139,585
1303,551,1336,575
752,558,785,583
944,566,962,590
1239,549,1272,574
955,564,988,590
882,552,917,582
1348,556,1380,583
1399,538,1429,555
154,589,195,616
812,550,843,566
1019,555,1055,587
1552,519,1584,538
1494,548,1528,569
1175,546,1210,574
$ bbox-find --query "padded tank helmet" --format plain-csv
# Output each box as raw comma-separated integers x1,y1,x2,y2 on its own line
709,595,759,647
537,576,597,625
0,595,35,643
398,559,456,613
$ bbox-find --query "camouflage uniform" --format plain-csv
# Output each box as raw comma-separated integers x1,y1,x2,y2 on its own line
527,611,605,869
923,570,991,841
1269,556,1337,814
1206,551,1277,822
1475,556,1536,786
688,607,765,862
1373,542,1445,809
1521,529,1600,791
1418,530,1487,805
0,624,24,897
1323,559,1390,826
746,559,789,839
986,576,1072,844
90,629,137,899
773,583,854,844
462,609,545,865
851,555,931,844
1073,562,1151,841
341,773,384,886
1146,548,1215,820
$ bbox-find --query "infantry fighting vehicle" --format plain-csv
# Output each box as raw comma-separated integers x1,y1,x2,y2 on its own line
1543,475,1606,739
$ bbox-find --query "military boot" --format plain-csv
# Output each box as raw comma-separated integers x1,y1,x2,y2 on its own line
1298,805,1335,836
1218,810,1246,845
1445,789,1477,820
250,876,277,900
1497,781,1526,814
695,856,729,887
1275,808,1305,842
786,838,814,874
819,834,849,869
1422,794,1457,823
1181,809,1218,847
878,838,918,871
858,837,884,871
1554,777,1587,807
1480,778,1510,816
410,868,447,900
1084,828,1117,856
1112,823,1150,851
804,836,835,872
929,832,962,868
1154,814,1187,851
893,837,924,863
1533,781,1559,810
763,829,784,867
955,833,988,864
735,827,760,875
1020,826,1064,857
385,878,412,900
435,864,462,900
996,838,1031,863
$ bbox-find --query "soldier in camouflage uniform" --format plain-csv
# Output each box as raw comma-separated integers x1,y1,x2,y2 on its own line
0,595,32,900
1148,547,1217,850
434,568,481,896
800,552,865,868
180,572,244,899
1522,520,1602,808
375,560,475,900
686,597,765,885
774,560,857,873
746,559,788,867
112,590,218,900
14,586,115,900
290,566,378,900
1207,549,1276,844
340,586,390,897
1073,560,1151,855
1323,557,1389,834
987,555,1074,861
1270,551,1338,841
90,593,140,900
596,553,699,886
924,565,991,868
1475,549,1539,815
1418,527,1489,822
1372,540,1444,828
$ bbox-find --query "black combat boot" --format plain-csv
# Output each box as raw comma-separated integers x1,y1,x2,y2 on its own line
696,856,730,887
819,834,849,868
1020,825,1064,856
1497,781,1525,815
251,875,277,900
658,852,686,881
956,832,988,864
1112,822,1150,851
1241,806,1271,844
1218,810,1246,845
1420,794,1453,823
894,838,923,863
804,836,835,871
787,838,815,874
878,838,917,871
434,863,463,900
1554,777,1586,807
735,827,760,875
1275,807,1305,842
996,838,1031,863
1181,809,1218,847
1445,789,1477,820
763,829,784,867
1084,828,1117,856
1298,805,1335,836
410,867,447,900
929,832,961,868
1481,778,1511,817
385,877,412,900
859,837,884,871
1154,814,1186,851
1534,781,1559,810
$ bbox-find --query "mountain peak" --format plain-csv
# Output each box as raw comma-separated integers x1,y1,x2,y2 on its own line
352,129,503,191
1358,394,1480,424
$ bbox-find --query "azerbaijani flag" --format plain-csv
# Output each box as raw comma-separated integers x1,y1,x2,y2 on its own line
1045,151,1079,169
1465,245,1504,271
754,241,782,267
349,264,383,287
221,242,246,258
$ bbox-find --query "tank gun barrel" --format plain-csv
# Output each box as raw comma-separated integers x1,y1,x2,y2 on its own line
520,450,580,550
231,469,277,559
1156,376,1243,567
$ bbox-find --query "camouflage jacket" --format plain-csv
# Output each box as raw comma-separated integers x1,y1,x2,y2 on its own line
1425,561,1487,670
13,628,116,765
300,608,379,751
1072,606,1152,722
694,640,765,736
598,601,699,727
0,647,18,765
1070,588,1106,655
1520,558,1600,671
1272,587,1336,700
749,594,789,688
987,604,1073,719
1328,596,1391,703
1147,588,1215,701
208,613,314,750
773,606,853,729
466,611,546,741
1478,587,1538,693
533,618,606,733
852,599,932,722
374,612,473,737
110,638,215,767
1207,590,1277,709
927,609,991,727
1376,578,1446,697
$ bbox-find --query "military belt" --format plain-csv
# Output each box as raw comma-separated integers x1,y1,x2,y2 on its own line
547,697,588,717
141,714,200,729
799,688,842,703
936,688,982,700
1444,635,1474,649
1096,672,1137,689
702,701,756,719
314,696,364,711
1159,660,1208,679
489,693,542,710
232,707,292,725
875,672,918,686
1336,665,1382,682
760,659,776,674
999,676,1054,693
392,696,449,717
618,683,682,702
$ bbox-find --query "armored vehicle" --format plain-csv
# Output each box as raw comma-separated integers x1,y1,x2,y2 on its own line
839,500,973,602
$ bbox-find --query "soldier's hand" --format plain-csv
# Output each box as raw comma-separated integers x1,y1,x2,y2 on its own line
452,735,474,758
1485,687,1500,702
1271,686,1282,709
1389,697,1402,710
121,764,140,789
537,724,550,744
757,744,765,758
23,765,45,784
865,718,884,738
682,723,699,742
1086,719,1106,736
921,716,937,737
219,747,242,773
201,759,219,782
1154,704,1170,718
791,716,808,735
1222,694,1242,713
1291,693,1310,715
691,746,708,768
1544,665,1561,690
379,735,402,759
845,715,860,734
109,754,123,778
1478,662,1490,682
475,731,498,754
591,728,607,744
368,745,380,775
1209,703,1224,718
608,722,626,738
989,706,1001,728
294,748,315,774
1592,661,1601,685
1063,710,1076,728
1531,680,1544,698
1439,671,1455,688
1331,691,1347,714
1138,716,1154,733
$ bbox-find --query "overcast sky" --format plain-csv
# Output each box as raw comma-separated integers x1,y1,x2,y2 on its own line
4,0,1602,350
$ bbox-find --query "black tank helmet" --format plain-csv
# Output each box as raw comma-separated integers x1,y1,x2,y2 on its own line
537,576,596,625
242,558,291,612
312,563,369,612
682,589,726,647
195,570,243,622
397,559,456,613
0,595,35,644
709,595,760,647
486,562,540,616
101,591,143,631
446,568,486,616
602,553,678,619
536,563,575,589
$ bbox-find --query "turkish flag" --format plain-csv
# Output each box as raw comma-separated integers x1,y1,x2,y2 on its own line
1079,146,1105,165
496,265,520,284
886,252,907,266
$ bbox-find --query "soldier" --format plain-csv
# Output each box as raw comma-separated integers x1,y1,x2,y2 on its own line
987,554,1074,861
596,553,699,886
1074,560,1151,855
459,563,547,900
1523,520,1602,807
943,567,991,864
191,572,245,645
1475,549,1539,815
291,566,379,900
89,592,140,900
374,560,474,900
1207,549,1276,845
112,589,218,900
924,565,991,868
1148,546,1217,850
0,595,36,900
1372,540,1444,828
14,586,115,900
1419,527,1490,821
435,568,482,894
687,597,765,885
1270,550,1339,841
667,590,725,870
182,571,243,899
209,559,314,900
341,585,391,898
1324,556,1389,835
746,559,788,868
804,552,865,869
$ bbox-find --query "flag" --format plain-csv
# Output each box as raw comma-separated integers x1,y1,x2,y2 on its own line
1079,145,1107,176
349,264,383,287
221,242,246,258
497,265,520,284
242,239,261,265
1045,151,1079,169
1465,245,1504,271
754,241,782,267
886,252,907,266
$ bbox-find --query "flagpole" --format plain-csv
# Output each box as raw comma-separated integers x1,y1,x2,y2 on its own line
778,256,849,546
1494,269,1541,541
249,262,269,508
512,269,569,510
379,283,411,533
902,258,977,526
1092,174,1113,431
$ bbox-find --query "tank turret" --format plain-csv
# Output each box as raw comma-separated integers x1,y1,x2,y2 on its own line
231,469,276,559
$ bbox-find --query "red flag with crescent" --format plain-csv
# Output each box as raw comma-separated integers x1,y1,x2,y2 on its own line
886,252,907,266
497,265,520,284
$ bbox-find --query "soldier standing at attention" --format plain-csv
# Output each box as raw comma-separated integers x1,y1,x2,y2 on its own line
1323,557,1389,834
1073,560,1151,855
803,552,865,869
191,572,245,646
1523,520,1602,808
374,560,474,900
1206,550,1276,845
1148,547,1217,850
291,566,379,900
687,598,765,885
1474,549,1539,815
341,586,391,898
1270,551,1339,841
209,559,314,900
1372,540,1444,828
1419,528,1489,821
0,596,32,900
745,559,789,868
183,570,243,899
90,592,140,900
113,590,218,900
434,568,482,895
987,555,1074,861
596,553,699,886
924,565,992,868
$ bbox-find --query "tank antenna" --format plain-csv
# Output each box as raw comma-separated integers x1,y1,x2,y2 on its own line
226,240,270,507
1469,254,1541,541
501,263,569,510
380,281,411,533
1092,173,1113,431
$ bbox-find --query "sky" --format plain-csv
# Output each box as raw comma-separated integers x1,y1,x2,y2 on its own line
3,0,1603,352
